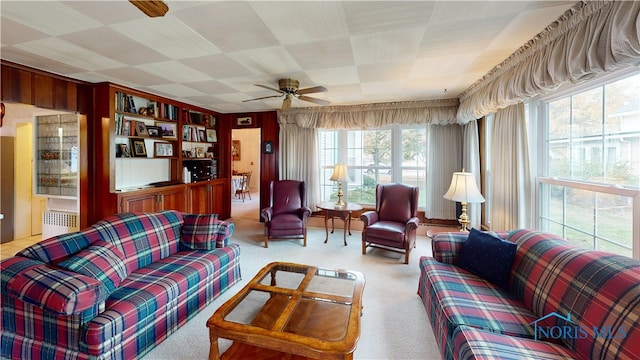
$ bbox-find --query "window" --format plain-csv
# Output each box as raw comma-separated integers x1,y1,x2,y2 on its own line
318,126,427,207
538,71,640,258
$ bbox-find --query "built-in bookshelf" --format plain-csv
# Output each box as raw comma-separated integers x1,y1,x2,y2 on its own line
181,109,219,181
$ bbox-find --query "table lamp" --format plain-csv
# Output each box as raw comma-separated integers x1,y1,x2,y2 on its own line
443,170,485,231
330,163,351,208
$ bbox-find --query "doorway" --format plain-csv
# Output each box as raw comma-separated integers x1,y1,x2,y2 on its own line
231,128,261,220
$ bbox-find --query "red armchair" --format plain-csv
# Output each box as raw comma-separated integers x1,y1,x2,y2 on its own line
361,183,419,264
261,180,312,248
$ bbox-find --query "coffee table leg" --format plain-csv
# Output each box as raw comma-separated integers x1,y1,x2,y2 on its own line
209,335,220,360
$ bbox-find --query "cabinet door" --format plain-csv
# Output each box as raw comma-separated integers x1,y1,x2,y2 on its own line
119,192,159,213
160,187,185,212
187,183,211,214
209,181,226,216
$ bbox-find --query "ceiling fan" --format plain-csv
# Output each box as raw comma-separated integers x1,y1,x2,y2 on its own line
243,79,330,110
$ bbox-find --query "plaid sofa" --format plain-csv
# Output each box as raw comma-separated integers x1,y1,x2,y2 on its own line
1,210,241,360
418,229,640,360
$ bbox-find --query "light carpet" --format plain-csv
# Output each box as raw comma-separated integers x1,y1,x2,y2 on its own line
143,215,442,360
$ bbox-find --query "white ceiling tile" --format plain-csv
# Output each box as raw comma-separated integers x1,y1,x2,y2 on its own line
409,55,477,80
2,1,103,36
251,2,349,45
61,27,170,66
286,38,355,70
172,1,280,52
180,55,253,79
134,61,212,83
0,17,49,45
351,26,424,65
226,47,301,76
14,38,124,71
343,1,436,35
111,16,221,60
306,66,360,86
146,84,206,98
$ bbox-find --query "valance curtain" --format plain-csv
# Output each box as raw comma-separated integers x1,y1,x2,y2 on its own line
280,99,459,129
490,103,532,230
457,0,640,123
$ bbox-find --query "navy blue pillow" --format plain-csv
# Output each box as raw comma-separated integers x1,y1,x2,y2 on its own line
458,228,517,290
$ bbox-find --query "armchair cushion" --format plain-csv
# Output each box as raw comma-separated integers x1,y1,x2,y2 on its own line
458,228,517,290
181,214,234,250
57,241,128,294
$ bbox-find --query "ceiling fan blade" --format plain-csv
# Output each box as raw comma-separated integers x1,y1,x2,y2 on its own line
296,86,327,95
281,96,292,111
242,94,283,102
298,95,330,106
129,0,168,17
254,84,284,93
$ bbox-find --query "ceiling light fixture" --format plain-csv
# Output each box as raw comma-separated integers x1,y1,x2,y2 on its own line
129,0,169,17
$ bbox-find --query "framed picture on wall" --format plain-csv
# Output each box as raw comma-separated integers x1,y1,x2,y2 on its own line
232,140,240,161
263,141,273,154
236,116,252,126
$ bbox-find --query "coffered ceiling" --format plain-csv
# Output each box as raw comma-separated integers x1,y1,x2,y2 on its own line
1,1,576,113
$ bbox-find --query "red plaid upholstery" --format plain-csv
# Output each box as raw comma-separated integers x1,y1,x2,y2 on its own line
419,229,640,360
453,325,580,360
4,257,105,315
181,213,234,250
1,211,240,360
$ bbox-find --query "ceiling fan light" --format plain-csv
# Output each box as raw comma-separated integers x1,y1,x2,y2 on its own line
282,96,292,111
129,0,169,17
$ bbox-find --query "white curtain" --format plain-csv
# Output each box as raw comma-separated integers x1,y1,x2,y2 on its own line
462,120,482,229
426,124,462,220
278,121,321,209
490,103,532,230
457,1,640,123
278,100,460,214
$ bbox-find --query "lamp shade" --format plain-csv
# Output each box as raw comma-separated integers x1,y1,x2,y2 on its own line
329,163,351,182
443,172,485,203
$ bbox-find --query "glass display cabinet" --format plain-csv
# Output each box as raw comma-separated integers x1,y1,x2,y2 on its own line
35,114,79,198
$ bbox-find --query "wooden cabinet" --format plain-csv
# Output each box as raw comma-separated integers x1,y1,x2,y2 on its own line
186,179,229,216
93,83,231,221
118,185,185,213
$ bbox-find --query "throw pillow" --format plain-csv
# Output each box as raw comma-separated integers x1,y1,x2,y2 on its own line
458,228,517,290
57,241,128,294
181,214,230,250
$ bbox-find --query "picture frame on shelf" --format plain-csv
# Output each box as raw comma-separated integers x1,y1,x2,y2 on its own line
146,125,162,138
206,129,217,142
263,141,273,154
154,142,174,157
205,152,214,158
130,139,147,157
196,147,205,158
236,116,252,126
117,143,131,158
198,129,206,142
135,121,148,136
156,121,177,139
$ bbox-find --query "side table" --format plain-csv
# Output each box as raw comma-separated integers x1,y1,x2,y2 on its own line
316,202,363,246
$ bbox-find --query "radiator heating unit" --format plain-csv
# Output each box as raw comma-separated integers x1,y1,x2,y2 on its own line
42,211,79,239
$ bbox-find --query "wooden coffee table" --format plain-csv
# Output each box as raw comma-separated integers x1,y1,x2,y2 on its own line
207,262,365,360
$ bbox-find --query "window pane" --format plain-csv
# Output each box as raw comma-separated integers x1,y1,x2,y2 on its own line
401,128,427,207
595,192,633,257
548,97,571,140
